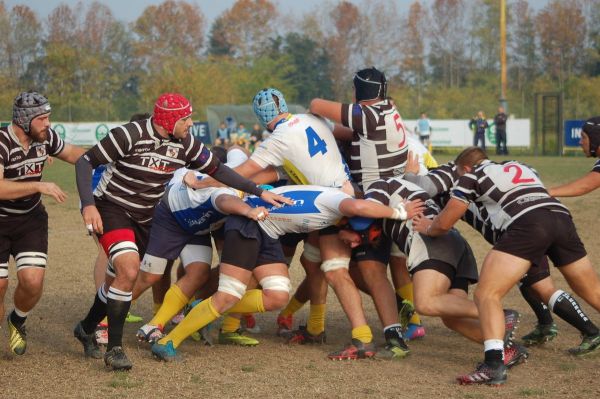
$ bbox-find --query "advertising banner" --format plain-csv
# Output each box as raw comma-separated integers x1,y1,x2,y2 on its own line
564,120,584,148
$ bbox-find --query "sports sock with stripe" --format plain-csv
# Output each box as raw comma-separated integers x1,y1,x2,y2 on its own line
149,284,189,328
106,287,132,351
549,290,599,337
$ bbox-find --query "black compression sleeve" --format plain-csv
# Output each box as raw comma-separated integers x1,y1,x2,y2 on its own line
76,155,95,208
209,162,264,197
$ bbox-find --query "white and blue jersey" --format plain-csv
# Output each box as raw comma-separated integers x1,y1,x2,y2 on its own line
166,175,238,235
246,185,352,239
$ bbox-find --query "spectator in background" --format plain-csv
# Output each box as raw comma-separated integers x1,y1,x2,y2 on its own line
225,116,237,144
415,112,432,147
215,122,230,147
494,106,508,155
250,123,263,150
236,123,251,150
469,111,488,151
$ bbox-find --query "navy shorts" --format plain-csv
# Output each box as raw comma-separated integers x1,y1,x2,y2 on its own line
220,215,286,270
145,201,211,260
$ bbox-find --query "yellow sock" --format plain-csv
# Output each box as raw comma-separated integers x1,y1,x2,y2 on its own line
221,315,241,333
306,304,326,336
280,296,306,318
226,289,265,314
159,297,220,348
153,302,162,315
351,325,373,344
397,283,421,325
149,284,189,328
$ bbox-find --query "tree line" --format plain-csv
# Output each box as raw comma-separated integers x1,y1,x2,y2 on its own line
0,0,598,122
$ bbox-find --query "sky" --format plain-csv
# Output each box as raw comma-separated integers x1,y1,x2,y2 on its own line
6,0,551,25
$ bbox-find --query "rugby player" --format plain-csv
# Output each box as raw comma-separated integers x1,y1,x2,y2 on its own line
72,93,290,370
413,147,600,385
150,184,424,361
0,92,85,355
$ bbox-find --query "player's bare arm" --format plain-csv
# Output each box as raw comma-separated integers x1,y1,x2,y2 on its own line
412,198,468,236
548,172,600,197
309,98,343,124
338,197,424,220
215,194,268,221
54,143,86,164
0,167,66,203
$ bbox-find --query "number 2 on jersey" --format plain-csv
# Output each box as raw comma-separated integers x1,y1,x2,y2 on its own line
503,164,535,184
305,127,328,157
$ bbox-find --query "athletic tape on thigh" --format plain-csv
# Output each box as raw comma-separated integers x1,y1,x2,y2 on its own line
106,259,116,278
108,241,138,263
15,251,47,269
259,275,291,293
180,244,213,267
0,262,8,279
218,273,247,299
390,242,405,258
301,242,322,263
107,286,132,302
140,254,169,275
320,257,351,273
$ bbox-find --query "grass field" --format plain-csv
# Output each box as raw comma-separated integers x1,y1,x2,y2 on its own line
2,155,600,398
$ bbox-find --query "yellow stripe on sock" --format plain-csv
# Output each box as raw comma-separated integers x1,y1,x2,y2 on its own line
149,284,189,328
280,296,306,318
159,297,220,348
351,325,373,344
226,289,266,314
307,304,326,336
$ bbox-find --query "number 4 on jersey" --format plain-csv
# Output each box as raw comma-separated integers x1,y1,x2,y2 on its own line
305,127,328,157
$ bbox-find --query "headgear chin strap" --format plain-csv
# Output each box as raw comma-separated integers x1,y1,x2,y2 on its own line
353,67,387,102
153,93,192,135
13,92,52,135
583,116,600,157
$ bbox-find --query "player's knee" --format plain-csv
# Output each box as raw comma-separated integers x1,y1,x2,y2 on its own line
301,242,322,263
322,258,351,278
414,298,437,317
217,274,247,309
16,270,44,293
260,275,291,310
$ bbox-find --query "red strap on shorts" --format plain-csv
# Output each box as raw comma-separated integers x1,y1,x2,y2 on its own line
99,228,136,255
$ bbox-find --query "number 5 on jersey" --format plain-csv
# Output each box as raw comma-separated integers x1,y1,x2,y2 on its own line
305,127,328,157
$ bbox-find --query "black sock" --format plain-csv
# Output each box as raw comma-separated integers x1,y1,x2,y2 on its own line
384,325,404,342
484,349,503,367
81,293,108,335
106,298,131,351
551,291,600,337
9,310,27,328
519,285,554,325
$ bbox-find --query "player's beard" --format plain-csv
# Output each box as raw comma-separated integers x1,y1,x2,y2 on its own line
30,126,49,143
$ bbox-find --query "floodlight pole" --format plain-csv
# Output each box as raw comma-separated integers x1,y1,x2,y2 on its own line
500,0,508,112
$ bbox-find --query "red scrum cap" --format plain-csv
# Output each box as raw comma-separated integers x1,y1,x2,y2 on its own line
153,93,192,133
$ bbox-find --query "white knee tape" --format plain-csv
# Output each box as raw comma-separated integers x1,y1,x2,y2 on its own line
321,257,351,273
0,263,8,279
15,252,47,269
109,241,138,263
302,242,322,263
259,275,291,293
390,242,405,258
140,254,168,275
218,274,247,299
180,244,213,268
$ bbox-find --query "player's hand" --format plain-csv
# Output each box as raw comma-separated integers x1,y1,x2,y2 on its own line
260,190,294,207
82,205,103,235
403,199,425,219
411,213,432,235
405,151,420,174
183,170,208,189
38,182,67,203
246,206,269,221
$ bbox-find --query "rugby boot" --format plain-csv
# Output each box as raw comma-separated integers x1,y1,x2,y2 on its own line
276,314,293,337
242,314,261,334
521,323,558,346
218,329,259,346
125,311,143,323
74,321,103,359
456,362,507,386
327,339,376,360
404,323,426,341
104,346,133,370
398,299,415,330
504,343,529,368
95,322,108,346
136,324,164,344
151,340,178,362
503,309,520,345
7,316,27,355
286,325,326,345
568,333,600,357
375,337,410,360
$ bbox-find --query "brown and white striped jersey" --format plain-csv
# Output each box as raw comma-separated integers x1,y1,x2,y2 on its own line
340,99,408,190
366,177,437,256
0,125,65,217
451,159,569,231
84,118,216,223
